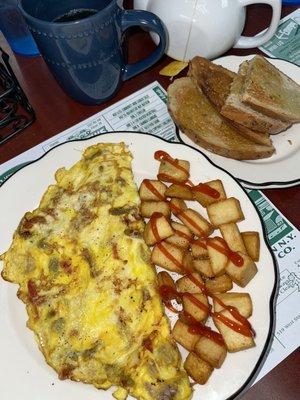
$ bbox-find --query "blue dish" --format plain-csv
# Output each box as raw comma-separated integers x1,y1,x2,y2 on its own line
282,1,300,4
19,0,167,105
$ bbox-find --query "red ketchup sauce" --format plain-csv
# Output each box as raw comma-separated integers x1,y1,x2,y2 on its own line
150,212,163,243
150,150,253,340
181,310,225,346
157,244,254,340
192,183,220,199
143,179,165,201
154,150,189,183
207,237,244,267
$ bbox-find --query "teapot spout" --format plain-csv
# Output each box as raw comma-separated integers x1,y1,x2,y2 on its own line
133,0,149,11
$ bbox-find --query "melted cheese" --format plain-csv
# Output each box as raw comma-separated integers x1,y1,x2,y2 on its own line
1,143,192,400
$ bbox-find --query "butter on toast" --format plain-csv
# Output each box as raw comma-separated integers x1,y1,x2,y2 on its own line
168,77,275,160
242,55,300,123
221,61,290,134
189,57,290,137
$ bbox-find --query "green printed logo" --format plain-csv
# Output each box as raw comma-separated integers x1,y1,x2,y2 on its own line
0,162,31,186
260,18,300,66
153,86,167,104
247,190,293,246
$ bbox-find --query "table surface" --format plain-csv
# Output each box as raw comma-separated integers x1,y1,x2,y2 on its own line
0,2,299,400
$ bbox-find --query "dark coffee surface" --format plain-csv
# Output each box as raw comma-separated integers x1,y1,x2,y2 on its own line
53,8,98,23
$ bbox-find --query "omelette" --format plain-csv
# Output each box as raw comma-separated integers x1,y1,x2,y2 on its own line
1,143,192,400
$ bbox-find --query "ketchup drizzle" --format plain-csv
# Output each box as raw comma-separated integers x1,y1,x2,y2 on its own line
183,312,225,346
156,242,183,271
176,209,206,238
192,183,220,199
154,151,221,201
207,237,244,267
154,150,189,175
143,179,165,201
159,279,254,340
150,150,253,340
173,229,192,242
150,212,163,243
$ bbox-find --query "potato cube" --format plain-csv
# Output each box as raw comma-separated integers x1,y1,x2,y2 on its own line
194,336,227,368
182,293,209,322
165,184,193,200
139,179,167,201
207,237,228,276
220,223,247,254
172,320,200,351
184,352,213,385
176,272,204,294
165,222,192,249
242,231,260,261
193,258,214,278
193,179,227,207
225,252,257,287
191,239,208,259
207,198,244,227
182,251,195,273
144,215,174,246
158,158,190,183
151,241,184,274
205,274,233,293
177,209,213,237
157,271,176,291
169,198,187,213
213,309,255,352
213,293,253,318
140,201,170,218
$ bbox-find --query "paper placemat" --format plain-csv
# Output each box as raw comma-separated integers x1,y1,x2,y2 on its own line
0,81,299,385
259,8,300,65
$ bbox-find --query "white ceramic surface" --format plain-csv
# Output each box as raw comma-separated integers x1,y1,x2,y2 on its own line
0,132,277,400
176,56,300,189
134,0,281,60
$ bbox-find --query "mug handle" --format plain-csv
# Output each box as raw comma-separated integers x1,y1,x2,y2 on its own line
234,0,281,49
121,10,167,80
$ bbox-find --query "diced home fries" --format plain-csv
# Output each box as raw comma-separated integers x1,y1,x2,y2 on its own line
139,151,260,386
184,353,214,385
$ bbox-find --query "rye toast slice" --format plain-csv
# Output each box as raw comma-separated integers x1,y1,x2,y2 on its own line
242,55,300,123
221,61,290,134
168,77,275,160
188,58,273,146
188,56,235,111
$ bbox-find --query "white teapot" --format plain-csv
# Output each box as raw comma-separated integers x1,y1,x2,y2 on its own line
134,0,281,61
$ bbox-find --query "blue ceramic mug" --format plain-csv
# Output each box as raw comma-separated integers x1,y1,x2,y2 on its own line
19,0,167,105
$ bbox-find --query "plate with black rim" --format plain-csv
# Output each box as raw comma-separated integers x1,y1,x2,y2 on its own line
0,132,277,400
176,55,300,189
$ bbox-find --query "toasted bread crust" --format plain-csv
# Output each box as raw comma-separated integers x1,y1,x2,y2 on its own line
221,68,291,135
242,56,300,123
171,117,274,160
229,121,272,146
168,78,275,160
190,57,290,135
188,56,235,111
221,103,288,134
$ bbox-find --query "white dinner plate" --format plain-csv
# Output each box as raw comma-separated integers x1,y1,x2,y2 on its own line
176,55,300,189
0,132,277,400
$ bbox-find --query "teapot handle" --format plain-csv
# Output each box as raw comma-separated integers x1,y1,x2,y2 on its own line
234,0,281,49
133,0,149,10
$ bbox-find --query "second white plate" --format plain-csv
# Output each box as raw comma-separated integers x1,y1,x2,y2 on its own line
176,55,300,189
